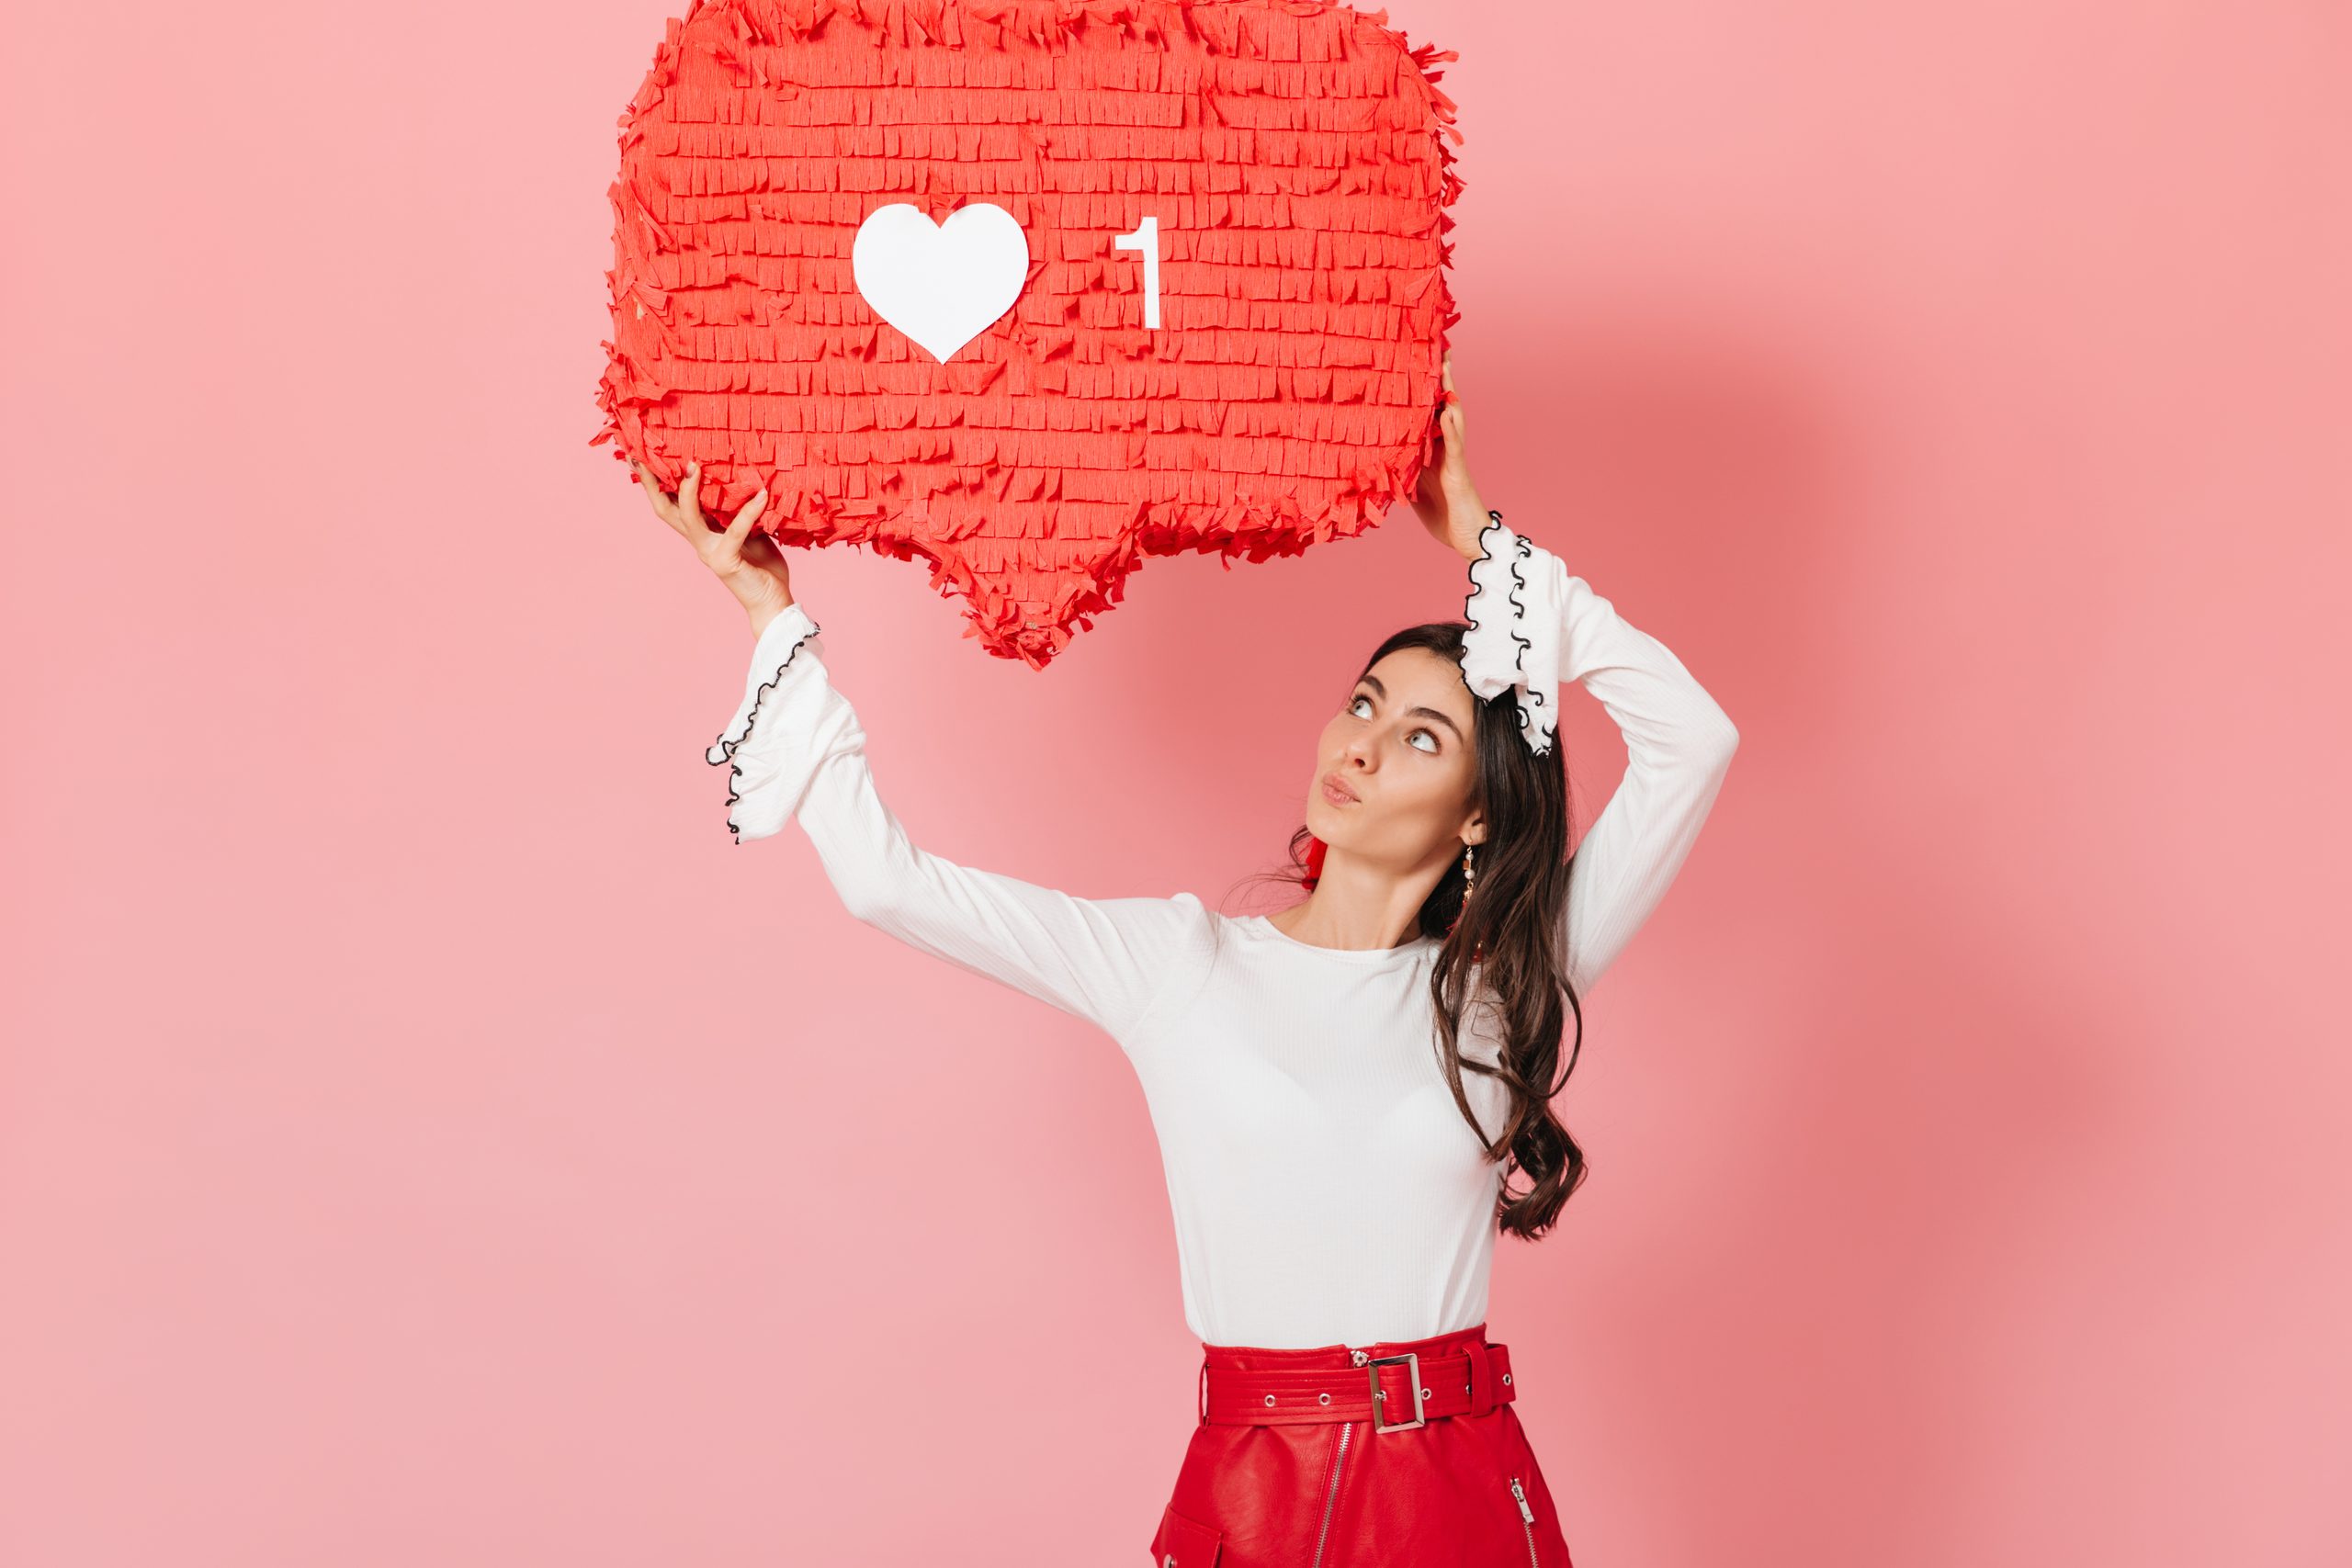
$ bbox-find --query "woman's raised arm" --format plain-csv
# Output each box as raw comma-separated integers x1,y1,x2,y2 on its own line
1416,360,1739,1000
707,603,1213,1044
639,457,1213,1047
1463,515,1741,999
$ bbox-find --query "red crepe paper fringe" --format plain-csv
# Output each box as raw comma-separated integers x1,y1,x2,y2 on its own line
593,0,1460,668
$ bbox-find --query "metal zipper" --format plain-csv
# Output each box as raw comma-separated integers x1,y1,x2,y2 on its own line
1309,1348,1372,1568
1309,1422,1353,1568
1510,1476,1539,1567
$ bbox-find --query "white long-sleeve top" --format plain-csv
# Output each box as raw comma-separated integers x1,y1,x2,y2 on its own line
706,518,1739,1349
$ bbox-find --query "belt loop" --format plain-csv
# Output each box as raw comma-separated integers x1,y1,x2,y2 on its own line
1467,1339,1498,1417
1198,1358,1209,1427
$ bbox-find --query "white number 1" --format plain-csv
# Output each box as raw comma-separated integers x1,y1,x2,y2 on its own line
1114,217,1161,330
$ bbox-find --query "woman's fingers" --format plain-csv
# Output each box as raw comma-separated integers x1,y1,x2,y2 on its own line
632,460,683,532
718,487,769,561
727,487,768,534
634,457,772,581
1437,355,1465,457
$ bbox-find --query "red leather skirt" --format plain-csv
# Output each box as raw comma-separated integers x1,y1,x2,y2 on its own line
1148,1322,1575,1567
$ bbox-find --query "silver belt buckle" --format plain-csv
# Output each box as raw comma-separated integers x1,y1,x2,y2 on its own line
1366,1351,1425,1433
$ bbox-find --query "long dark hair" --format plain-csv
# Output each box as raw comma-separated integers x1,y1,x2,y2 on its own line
1257,620,1586,1242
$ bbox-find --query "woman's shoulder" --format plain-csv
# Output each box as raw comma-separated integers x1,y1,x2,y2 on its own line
1094,891,1227,970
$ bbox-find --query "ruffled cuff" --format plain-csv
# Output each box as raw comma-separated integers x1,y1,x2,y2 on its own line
705,602,825,844
1458,513,1564,757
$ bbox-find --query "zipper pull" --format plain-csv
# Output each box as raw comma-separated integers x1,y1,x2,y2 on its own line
1510,1476,1534,1523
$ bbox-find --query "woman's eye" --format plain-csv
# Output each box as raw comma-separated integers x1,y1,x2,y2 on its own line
1351,694,1440,755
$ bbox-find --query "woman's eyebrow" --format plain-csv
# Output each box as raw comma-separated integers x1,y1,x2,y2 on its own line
1355,674,1464,742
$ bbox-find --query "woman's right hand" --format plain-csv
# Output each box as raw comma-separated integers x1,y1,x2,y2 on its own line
634,457,796,634
1408,355,1488,563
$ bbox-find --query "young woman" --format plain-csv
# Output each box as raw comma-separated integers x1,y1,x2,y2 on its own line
635,363,1738,1568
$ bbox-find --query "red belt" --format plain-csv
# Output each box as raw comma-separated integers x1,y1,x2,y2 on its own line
1198,1337,1518,1432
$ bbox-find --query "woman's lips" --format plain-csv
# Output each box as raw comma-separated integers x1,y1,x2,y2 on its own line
1320,773,1360,807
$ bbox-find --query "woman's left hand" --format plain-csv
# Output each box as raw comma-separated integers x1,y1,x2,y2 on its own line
1409,353,1488,561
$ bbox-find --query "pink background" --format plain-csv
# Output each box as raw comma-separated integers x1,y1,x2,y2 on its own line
3,2,2345,1564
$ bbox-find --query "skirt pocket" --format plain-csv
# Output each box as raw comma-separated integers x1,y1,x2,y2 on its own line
1148,1498,1225,1567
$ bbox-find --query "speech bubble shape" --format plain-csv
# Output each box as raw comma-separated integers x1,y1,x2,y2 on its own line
594,0,1462,667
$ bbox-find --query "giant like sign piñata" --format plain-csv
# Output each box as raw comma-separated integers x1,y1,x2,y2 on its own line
594,0,1461,666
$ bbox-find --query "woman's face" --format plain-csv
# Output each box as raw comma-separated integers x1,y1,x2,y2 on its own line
1306,646,1486,871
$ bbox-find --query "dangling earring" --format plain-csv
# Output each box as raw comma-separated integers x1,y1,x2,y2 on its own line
1448,841,1478,938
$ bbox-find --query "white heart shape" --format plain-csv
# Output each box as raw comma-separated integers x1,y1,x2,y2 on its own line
851,202,1029,363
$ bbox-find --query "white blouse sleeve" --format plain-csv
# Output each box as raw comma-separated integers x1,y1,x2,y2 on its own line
1461,517,1742,998
705,603,1213,1044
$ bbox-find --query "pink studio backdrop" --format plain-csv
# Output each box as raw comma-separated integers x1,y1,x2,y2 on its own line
2,3,2345,1565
